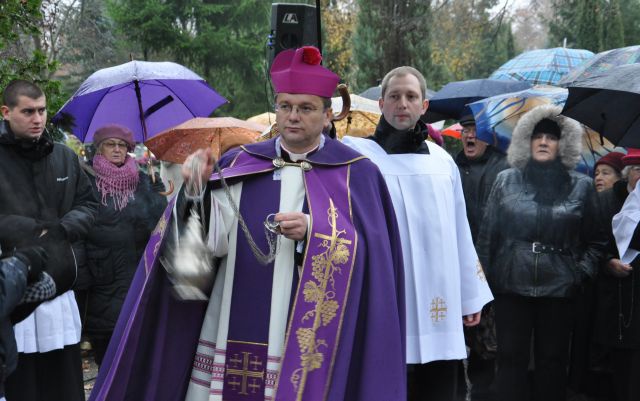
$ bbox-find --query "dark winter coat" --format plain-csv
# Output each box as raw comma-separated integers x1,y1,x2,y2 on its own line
594,180,640,348
455,146,509,243
477,105,605,298
82,168,166,336
0,256,28,395
0,121,98,320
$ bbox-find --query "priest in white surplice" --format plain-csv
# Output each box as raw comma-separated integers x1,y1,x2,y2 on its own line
342,66,493,401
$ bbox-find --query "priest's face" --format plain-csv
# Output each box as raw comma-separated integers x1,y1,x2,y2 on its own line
275,93,332,153
379,74,428,131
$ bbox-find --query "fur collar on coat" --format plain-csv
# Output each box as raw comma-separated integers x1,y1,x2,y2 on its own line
507,104,583,170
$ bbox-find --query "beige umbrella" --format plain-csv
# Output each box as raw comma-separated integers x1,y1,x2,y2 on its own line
247,112,276,128
331,94,381,138
144,117,265,164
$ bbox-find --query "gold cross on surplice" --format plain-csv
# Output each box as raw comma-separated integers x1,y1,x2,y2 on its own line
430,297,448,322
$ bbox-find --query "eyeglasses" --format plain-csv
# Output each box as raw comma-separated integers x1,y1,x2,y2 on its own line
274,103,321,116
102,141,129,150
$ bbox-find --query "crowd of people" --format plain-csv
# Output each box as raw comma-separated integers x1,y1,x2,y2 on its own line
0,45,638,401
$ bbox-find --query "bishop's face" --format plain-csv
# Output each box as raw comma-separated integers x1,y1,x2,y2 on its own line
275,93,332,154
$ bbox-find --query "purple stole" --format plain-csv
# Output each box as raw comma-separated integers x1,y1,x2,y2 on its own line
210,150,358,401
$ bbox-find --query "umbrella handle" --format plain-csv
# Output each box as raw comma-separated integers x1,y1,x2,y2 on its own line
333,84,351,122
158,180,175,197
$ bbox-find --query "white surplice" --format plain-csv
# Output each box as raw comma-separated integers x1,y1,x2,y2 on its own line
13,291,82,353
613,183,640,264
342,136,493,363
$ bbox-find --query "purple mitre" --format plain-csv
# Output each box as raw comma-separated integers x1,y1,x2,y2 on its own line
270,46,340,98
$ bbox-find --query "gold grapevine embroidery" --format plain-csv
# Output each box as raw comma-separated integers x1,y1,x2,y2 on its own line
291,199,352,396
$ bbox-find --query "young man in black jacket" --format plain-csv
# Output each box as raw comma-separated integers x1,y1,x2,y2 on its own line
0,80,98,401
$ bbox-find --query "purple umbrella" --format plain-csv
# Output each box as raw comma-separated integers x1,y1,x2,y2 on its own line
53,61,228,142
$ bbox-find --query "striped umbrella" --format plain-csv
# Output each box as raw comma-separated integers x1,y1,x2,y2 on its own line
490,47,594,85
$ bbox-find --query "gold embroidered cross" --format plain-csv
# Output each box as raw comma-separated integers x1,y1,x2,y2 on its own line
430,297,448,322
249,355,263,370
225,351,265,395
248,378,262,394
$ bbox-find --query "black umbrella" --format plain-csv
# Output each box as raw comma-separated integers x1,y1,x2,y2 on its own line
423,79,531,123
561,64,640,147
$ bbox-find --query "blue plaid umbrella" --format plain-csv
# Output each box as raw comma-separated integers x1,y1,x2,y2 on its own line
490,47,594,85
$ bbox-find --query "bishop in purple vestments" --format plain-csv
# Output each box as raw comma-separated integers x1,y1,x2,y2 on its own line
89,46,405,401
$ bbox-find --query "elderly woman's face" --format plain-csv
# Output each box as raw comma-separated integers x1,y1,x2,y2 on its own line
594,164,621,192
99,138,129,166
531,132,559,163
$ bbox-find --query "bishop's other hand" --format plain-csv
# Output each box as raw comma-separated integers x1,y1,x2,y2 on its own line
182,148,216,196
275,212,309,241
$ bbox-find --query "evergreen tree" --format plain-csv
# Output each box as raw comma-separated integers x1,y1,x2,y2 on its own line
107,0,270,118
352,0,432,92
620,0,640,46
547,0,580,47
603,0,625,49
576,0,604,52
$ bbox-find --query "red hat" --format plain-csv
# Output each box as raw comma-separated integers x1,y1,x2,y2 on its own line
270,46,339,98
595,151,625,172
93,124,135,150
622,148,640,166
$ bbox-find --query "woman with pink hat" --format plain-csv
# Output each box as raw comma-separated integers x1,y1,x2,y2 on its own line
78,124,167,365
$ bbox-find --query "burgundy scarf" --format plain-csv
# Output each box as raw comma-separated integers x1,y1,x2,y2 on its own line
93,154,139,210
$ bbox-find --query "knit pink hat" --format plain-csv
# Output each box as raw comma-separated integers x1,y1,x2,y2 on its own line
595,151,625,172
93,124,135,150
270,46,340,98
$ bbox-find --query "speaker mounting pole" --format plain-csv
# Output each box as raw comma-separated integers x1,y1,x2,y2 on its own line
315,0,322,55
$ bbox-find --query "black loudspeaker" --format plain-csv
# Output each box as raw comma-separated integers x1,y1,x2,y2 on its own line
268,3,319,66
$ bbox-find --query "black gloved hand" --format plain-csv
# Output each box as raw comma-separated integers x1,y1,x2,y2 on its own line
41,221,67,242
14,246,48,283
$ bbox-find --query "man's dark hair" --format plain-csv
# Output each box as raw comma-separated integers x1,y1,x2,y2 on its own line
3,80,45,108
